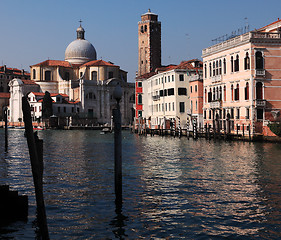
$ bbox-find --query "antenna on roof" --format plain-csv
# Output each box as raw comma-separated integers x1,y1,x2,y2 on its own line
244,17,250,33
79,19,83,26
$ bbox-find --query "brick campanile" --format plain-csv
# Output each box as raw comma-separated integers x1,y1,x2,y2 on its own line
138,9,161,76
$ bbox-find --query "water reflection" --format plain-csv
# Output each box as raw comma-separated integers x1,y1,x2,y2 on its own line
1,129,281,239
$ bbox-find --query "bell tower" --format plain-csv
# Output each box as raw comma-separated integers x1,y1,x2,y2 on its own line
138,9,161,76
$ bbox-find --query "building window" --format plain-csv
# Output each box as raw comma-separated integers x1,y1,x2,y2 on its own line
208,90,212,102
91,71,97,81
172,75,174,81
223,58,226,74
255,51,264,69
257,109,263,120
33,69,36,80
246,108,249,119
138,110,142,117
223,109,226,119
179,74,184,81
213,62,215,76
168,88,174,96
58,107,60,113
108,71,114,78
244,52,250,70
245,82,249,100
234,84,239,101
196,100,197,111
172,102,174,111
138,94,142,104
236,108,240,119
209,110,211,119
80,72,83,77
195,85,197,92
168,76,170,82
45,71,51,81
231,56,234,72
137,81,142,87
204,110,206,119
209,63,212,77
224,85,226,101
234,55,239,72
204,64,207,78
190,86,192,93
256,82,263,99
178,88,187,95
231,84,234,101
216,61,218,75
179,102,185,113
231,109,234,119
219,60,222,75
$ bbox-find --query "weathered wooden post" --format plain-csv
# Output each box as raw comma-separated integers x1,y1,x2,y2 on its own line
248,124,251,141
242,124,245,140
113,84,123,208
236,124,239,138
22,97,49,240
4,106,8,152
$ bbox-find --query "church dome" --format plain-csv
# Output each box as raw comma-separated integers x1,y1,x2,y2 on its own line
65,23,97,65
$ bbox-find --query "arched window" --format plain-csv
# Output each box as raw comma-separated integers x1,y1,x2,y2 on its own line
45,71,51,81
140,26,144,33
213,87,216,100
216,87,218,100
219,86,222,100
91,71,97,81
209,63,212,77
223,58,226,74
255,51,264,69
224,85,226,101
138,94,142,104
208,89,212,102
204,64,207,78
234,55,239,72
245,82,249,100
213,62,215,76
33,69,36,80
204,89,207,103
216,61,218,76
144,25,147,32
256,82,263,99
219,60,222,75
235,84,239,101
231,84,234,101
244,52,250,70
231,56,234,72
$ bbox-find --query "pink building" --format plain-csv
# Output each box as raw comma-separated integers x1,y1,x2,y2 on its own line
202,19,281,137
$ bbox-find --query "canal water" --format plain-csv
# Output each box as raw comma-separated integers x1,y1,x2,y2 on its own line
1,129,281,239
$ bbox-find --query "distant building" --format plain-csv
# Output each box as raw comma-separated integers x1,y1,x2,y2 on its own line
140,59,203,129
136,9,162,120
0,66,30,120
9,23,135,125
138,9,161,76
202,19,281,136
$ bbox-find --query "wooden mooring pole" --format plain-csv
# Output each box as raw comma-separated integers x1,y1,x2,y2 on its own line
22,96,49,240
113,85,122,208
4,106,8,152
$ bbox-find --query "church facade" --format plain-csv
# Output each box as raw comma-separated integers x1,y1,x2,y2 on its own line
9,24,135,125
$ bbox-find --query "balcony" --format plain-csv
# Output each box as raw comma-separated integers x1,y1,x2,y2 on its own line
210,100,221,109
211,75,222,83
190,74,203,81
255,69,265,77
152,95,160,101
254,99,266,108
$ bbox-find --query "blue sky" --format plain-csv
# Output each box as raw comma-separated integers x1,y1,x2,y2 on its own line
1,0,281,82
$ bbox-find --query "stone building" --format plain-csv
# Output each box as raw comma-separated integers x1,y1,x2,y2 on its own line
202,19,281,136
9,23,135,125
